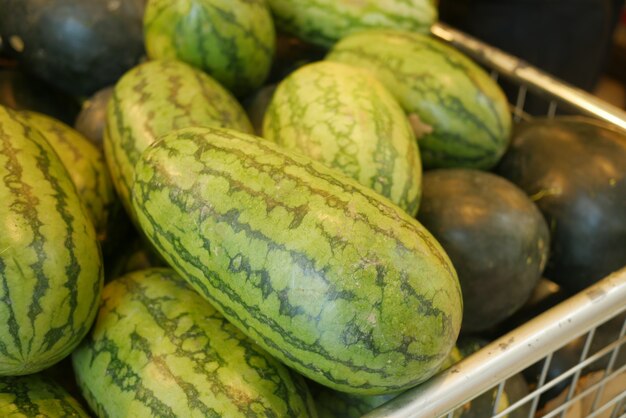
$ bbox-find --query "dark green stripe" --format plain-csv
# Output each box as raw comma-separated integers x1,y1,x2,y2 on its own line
88,334,177,416
31,135,83,352
190,129,451,275
0,257,22,359
0,116,49,356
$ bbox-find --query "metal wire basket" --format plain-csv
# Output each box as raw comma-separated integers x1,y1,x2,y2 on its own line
363,23,626,418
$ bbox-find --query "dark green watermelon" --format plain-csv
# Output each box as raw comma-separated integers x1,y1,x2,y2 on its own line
497,117,626,293
417,169,550,333
244,83,277,136
268,33,327,83
0,0,145,96
0,69,80,124
104,234,167,282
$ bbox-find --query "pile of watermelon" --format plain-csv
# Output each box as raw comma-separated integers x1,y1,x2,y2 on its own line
0,0,625,416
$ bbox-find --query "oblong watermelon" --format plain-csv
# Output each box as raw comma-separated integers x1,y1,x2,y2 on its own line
263,61,422,215
72,268,317,417
131,126,462,395
143,0,276,97
0,106,103,375
104,59,253,224
267,0,437,48
16,110,116,239
326,29,512,170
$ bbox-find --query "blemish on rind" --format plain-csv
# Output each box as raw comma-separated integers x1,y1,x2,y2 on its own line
498,337,515,351
408,113,434,139
586,287,606,302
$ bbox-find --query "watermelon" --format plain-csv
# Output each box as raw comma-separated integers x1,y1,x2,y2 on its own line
74,86,113,149
417,169,549,333
143,0,276,97
72,268,317,417
16,110,116,239
245,83,277,136
326,29,512,170
0,69,80,125
0,0,145,96
105,234,167,282
0,374,90,417
267,0,437,48
104,59,254,224
0,106,103,375
131,126,462,395
496,117,626,293
263,61,422,215
268,33,326,83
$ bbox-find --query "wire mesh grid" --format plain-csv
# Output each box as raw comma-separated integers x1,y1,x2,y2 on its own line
474,312,626,418
361,23,626,418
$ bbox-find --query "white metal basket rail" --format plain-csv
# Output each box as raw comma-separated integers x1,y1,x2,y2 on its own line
362,22,626,418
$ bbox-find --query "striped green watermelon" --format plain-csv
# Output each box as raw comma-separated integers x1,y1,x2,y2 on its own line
263,61,422,215
104,59,253,224
0,374,90,417
267,0,437,48
72,268,318,417
131,126,462,395
144,0,276,97
0,106,103,376
326,29,512,170
16,110,116,239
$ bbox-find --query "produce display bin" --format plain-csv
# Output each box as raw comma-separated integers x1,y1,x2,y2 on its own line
364,22,626,418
